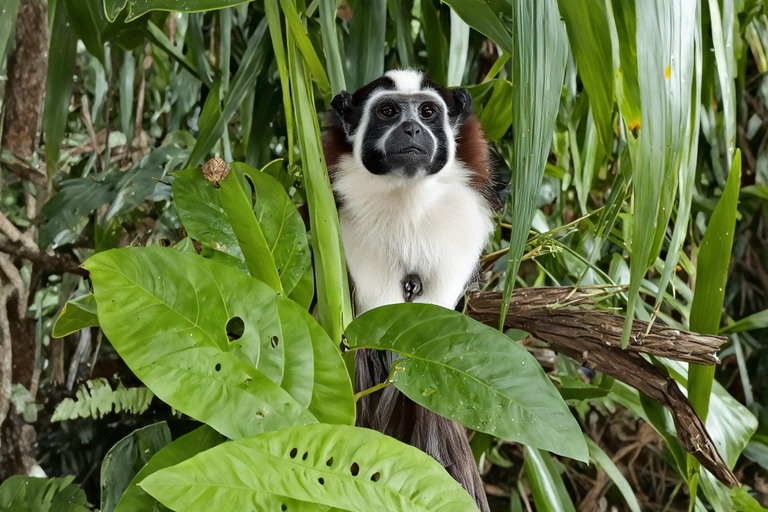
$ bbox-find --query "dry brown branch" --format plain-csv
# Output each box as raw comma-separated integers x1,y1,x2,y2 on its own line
0,239,86,277
466,287,739,489
468,288,725,365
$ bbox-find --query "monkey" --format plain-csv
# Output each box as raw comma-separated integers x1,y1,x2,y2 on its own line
323,69,495,512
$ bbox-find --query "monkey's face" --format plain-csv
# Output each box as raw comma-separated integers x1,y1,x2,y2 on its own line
358,93,448,177
330,71,473,179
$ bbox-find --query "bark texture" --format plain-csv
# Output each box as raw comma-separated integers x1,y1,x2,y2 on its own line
466,287,738,488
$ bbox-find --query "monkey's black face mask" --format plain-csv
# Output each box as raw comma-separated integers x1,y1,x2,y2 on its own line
331,85,472,178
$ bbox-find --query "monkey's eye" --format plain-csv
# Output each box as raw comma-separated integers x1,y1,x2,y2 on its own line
420,103,436,119
378,104,397,118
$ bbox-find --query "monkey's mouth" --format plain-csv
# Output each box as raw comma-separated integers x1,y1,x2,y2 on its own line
393,145,427,155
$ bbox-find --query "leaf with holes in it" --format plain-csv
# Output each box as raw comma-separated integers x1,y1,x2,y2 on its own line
344,303,589,463
85,247,354,439
140,424,479,512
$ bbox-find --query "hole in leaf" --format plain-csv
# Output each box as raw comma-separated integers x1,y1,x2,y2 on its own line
350,462,359,476
371,472,380,482
214,363,221,372
326,457,333,467
256,411,265,418
244,173,256,197
289,448,298,458
226,317,245,341
271,336,279,348
318,478,325,485
302,452,308,461
281,506,287,511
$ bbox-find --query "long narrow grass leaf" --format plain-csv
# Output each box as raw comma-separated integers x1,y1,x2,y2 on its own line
499,0,568,328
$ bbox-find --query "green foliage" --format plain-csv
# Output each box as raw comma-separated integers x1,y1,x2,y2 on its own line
53,293,99,338
141,424,481,512
114,426,225,512
3,0,767,509
101,422,171,512
500,0,568,327
345,303,588,462
51,379,154,421
0,476,93,512
85,246,354,437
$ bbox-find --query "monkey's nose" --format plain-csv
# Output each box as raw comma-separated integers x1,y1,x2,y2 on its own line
401,121,421,138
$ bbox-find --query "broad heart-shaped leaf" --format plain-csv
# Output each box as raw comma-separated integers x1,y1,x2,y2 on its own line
53,293,99,338
101,422,171,512
172,164,312,308
141,424,480,512
114,426,225,512
85,247,354,439
344,304,589,462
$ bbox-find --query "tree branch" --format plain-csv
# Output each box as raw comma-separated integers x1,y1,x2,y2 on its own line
0,239,86,277
466,287,738,488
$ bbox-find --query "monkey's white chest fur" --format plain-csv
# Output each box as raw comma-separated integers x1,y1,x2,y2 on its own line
333,156,494,314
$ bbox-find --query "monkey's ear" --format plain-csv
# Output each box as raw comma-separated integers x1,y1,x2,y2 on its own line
449,88,472,124
331,90,355,135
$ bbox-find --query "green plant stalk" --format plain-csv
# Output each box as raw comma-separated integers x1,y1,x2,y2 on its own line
283,1,353,342
319,0,346,94
264,0,295,166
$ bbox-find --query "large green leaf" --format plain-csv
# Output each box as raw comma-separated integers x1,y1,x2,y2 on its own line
101,422,172,512
557,0,614,153
499,0,568,326
621,0,698,347
53,293,99,338
85,247,354,438
43,0,78,177
141,424,480,512
0,476,93,512
344,304,589,462
114,426,225,512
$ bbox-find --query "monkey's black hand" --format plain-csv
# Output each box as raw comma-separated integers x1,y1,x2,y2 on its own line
402,274,423,303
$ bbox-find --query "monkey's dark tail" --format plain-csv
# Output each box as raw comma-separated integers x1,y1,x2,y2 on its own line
356,349,491,512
